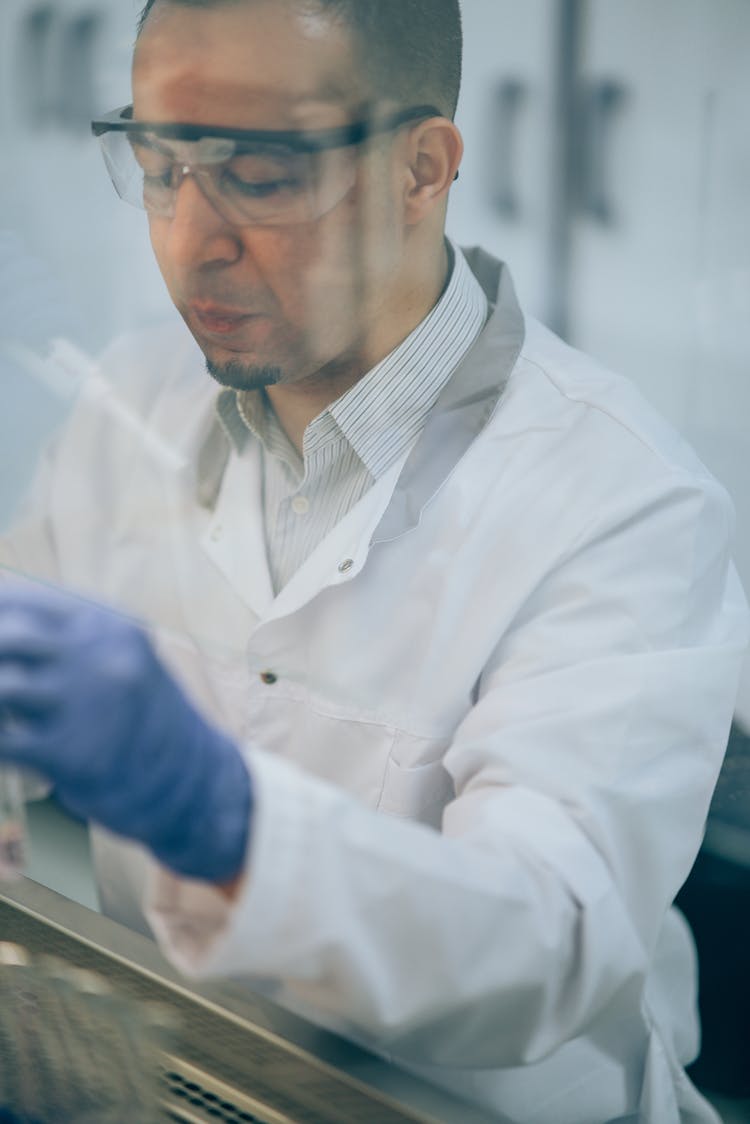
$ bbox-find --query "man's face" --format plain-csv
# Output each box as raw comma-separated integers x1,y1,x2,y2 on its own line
133,0,408,392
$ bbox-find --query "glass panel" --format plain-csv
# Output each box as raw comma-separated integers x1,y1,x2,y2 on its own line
0,4,748,1120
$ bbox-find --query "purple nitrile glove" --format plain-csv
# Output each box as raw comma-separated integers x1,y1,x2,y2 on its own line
0,583,252,884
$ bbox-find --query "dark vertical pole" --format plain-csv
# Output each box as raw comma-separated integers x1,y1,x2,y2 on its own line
546,0,583,340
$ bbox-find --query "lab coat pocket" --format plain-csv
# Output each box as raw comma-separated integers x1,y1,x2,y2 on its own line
379,733,454,827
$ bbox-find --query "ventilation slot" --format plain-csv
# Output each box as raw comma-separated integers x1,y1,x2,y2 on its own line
160,1058,294,1124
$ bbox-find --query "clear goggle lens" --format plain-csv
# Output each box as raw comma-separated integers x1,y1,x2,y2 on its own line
99,130,357,227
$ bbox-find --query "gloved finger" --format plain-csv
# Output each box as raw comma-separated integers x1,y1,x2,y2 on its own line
64,601,146,646
0,585,141,651
0,665,62,716
0,616,62,663
0,594,71,638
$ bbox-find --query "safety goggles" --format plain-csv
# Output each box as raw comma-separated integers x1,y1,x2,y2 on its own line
91,104,443,227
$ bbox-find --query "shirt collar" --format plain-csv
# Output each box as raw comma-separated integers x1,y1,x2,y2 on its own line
323,242,488,478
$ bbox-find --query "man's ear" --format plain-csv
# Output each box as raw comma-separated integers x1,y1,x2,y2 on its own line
403,119,463,224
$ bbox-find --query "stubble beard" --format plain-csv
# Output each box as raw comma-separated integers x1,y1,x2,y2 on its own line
205,358,283,392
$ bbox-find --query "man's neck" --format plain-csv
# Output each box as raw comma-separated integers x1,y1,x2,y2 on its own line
266,242,451,455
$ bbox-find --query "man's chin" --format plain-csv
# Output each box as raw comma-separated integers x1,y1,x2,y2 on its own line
205,358,283,392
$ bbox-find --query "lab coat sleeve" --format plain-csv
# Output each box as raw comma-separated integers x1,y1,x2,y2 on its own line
148,470,748,1067
0,444,59,581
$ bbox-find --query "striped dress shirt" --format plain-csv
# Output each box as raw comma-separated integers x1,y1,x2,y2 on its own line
218,243,488,592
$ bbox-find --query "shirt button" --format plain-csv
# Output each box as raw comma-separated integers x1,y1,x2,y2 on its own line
291,495,310,515
338,558,354,574
260,671,278,685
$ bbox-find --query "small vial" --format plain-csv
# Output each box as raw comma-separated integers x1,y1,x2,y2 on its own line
0,768,28,880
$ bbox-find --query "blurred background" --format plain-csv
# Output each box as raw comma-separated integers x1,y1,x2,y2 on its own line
0,0,749,1116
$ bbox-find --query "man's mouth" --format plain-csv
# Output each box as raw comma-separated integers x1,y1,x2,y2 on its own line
188,302,256,336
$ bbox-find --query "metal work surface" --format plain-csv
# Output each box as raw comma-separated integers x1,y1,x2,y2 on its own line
0,879,499,1124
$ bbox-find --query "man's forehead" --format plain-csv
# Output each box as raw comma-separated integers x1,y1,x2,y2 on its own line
132,1,366,127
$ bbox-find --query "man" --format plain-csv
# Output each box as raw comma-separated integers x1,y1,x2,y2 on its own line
0,1,747,1120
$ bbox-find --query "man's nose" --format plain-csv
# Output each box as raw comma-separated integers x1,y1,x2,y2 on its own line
164,172,242,271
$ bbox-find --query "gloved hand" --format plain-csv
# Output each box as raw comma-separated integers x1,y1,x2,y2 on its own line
0,583,252,884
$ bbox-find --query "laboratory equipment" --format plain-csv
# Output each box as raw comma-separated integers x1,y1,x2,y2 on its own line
0,878,500,1124
0,940,174,1122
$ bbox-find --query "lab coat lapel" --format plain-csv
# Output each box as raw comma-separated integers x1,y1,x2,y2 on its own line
199,435,275,618
373,252,525,545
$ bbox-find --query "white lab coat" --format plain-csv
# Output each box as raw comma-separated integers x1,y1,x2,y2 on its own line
2,249,747,1124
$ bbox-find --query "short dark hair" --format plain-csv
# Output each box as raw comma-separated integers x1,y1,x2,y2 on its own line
135,0,463,119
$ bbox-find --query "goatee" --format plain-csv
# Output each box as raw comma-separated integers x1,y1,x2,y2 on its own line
205,358,282,392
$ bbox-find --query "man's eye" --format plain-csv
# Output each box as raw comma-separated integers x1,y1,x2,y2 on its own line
221,152,307,198
143,170,174,189
221,169,302,199
131,142,172,177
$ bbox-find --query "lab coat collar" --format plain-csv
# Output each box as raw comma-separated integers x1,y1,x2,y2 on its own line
372,248,523,544
194,247,525,542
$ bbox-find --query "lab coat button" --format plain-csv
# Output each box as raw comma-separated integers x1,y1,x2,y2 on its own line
338,558,354,574
210,524,223,542
260,671,278,685
291,496,310,515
